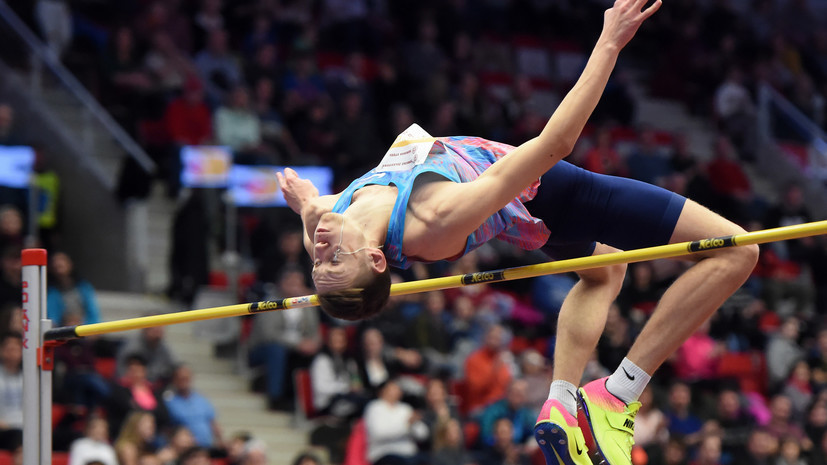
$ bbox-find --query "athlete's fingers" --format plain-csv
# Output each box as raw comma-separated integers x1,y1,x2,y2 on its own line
639,0,662,19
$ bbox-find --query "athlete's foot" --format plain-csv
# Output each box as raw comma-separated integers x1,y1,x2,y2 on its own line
578,377,640,465
534,399,591,465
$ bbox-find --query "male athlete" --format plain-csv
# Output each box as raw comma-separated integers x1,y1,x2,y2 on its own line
276,1,759,464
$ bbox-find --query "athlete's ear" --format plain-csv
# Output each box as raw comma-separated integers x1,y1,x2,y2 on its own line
367,248,387,274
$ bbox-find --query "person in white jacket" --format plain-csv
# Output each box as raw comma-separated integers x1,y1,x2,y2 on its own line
69,417,118,465
364,378,428,465
309,326,367,419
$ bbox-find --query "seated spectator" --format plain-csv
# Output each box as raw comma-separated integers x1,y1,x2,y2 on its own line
252,77,299,163
224,431,253,465
714,388,755,456
68,417,118,465
194,28,242,106
672,320,724,383
47,251,102,325
765,394,810,449
782,360,813,419
164,76,213,146
247,267,321,410
114,411,162,465
811,429,827,465
516,349,548,415
0,304,21,335
0,104,23,146
309,326,367,420
357,327,424,398
0,207,23,250
291,452,325,465
54,310,110,409
411,291,453,374
476,417,529,465
733,428,778,465
597,303,634,372
634,385,669,452
807,402,827,446
163,364,223,449
0,332,22,451
664,381,703,445
430,418,472,465
116,325,178,387
626,127,672,185
705,135,755,223
239,439,268,465
156,426,197,465
0,246,21,309
463,324,513,415
214,86,267,161
581,126,627,176
766,317,805,390
101,27,154,131
690,434,723,465
713,67,756,162
421,378,460,449
477,379,535,448
364,379,428,465
777,435,807,465
143,31,195,96
107,354,170,439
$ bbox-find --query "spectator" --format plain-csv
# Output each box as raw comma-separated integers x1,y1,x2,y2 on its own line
247,267,321,410
0,305,21,336
143,31,195,95
116,325,177,386
811,429,827,465
101,27,153,131
463,324,513,415
477,379,535,448
0,246,21,308
309,326,367,420
765,394,809,449
167,190,211,304
107,354,170,439
46,251,102,326
364,378,428,465
68,417,118,465
764,184,812,262
430,418,472,465
776,435,807,465
476,417,529,465
582,126,627,176
191,0,224,52
224,431,253,465
597,303,634,374
713,67,756,161
157,426,197,465
0,104,23,146
691,434,723,465
734,428,778,465
411,291,453,374
0,333,22,451
163,364,223,449
334,90,382,180
518,349,549,413
53,310,110,409
194,29,243,106
0,207,23,251
239,439,267,465
252,77,299,163
281,52,327,110
782,360,813,419
626,127,672,186
165,76,213,146
672,319,724,383
634,385,669,452
421,378,460,448
214,86,266,160
35,0,73,58
706,135,756,224
356,327,424,398
807,402,827,446
114,411,162,465
32,149,60,250
766,317,805,390
714,388,755,457
664,381,703,444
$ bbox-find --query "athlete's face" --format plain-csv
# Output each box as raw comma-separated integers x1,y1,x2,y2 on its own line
311,212,375,293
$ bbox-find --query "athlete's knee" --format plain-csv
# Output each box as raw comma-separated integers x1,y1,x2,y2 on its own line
578,261,627,292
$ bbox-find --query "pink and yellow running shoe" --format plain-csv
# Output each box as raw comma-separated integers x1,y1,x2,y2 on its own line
578,377,640,465
534,399,591,465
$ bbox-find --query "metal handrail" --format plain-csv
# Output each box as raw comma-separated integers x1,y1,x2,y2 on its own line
0,0,156,174
758,83,827,167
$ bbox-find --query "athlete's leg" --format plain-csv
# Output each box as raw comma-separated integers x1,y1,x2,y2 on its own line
626,199,759,371
580,200,759,465
553,243,627,394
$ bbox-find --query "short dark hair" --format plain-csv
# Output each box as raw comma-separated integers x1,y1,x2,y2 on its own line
317,267,391,321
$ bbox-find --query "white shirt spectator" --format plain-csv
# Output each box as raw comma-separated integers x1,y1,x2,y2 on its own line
69,437,118,465
364,397,428,462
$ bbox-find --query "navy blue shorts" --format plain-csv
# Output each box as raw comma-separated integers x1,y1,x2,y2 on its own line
523,161,686,260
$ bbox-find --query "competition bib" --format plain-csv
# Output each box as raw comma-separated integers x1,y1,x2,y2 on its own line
375,124,437,172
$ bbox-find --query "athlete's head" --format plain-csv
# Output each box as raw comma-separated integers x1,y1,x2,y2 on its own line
312,212,390,321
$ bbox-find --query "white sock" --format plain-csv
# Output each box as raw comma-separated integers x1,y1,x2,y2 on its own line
605,357,651,404
548,380,579,417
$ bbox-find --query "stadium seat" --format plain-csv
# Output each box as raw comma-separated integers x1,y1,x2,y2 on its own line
294,369,316,420
343,419,369,465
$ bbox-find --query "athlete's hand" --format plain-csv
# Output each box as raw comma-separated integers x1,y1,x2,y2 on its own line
276,167,319,215
599,0,661,50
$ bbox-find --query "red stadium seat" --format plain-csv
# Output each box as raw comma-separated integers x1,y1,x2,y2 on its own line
343,419,369,465
294,369,316,419
52,452,69,465
94,357,117,380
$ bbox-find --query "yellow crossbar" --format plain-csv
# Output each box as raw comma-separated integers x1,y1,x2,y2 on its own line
44,220,827,341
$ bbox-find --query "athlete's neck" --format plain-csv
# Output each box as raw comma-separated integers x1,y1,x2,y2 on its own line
346,187,395,247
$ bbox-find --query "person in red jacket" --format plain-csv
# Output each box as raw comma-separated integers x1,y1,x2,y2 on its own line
165,76,213,146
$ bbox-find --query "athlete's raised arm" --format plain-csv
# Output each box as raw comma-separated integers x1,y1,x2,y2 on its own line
452,0,661,227
276,168,339,256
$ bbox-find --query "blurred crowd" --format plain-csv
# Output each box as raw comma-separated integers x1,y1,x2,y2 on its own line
0,0,825,465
